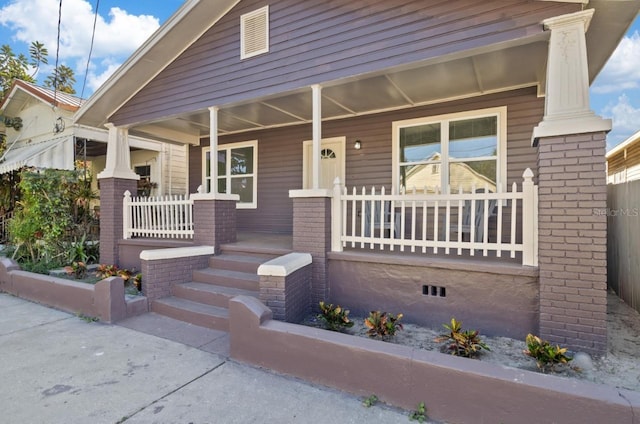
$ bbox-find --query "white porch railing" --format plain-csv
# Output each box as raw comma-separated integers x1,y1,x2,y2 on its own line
123,191,194,239
331,168,538,266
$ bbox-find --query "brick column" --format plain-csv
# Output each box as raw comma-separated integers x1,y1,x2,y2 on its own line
191,193,239,251
537,132,608,356
257,252,313,322
290,190,332,308
98,178,137,266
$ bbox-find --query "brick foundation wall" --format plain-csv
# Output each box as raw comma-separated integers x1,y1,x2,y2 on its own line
259,265,312,322
537,132,608,356
99,178,138,266
292,197,331,308
141,255,210,302
193,199,237,250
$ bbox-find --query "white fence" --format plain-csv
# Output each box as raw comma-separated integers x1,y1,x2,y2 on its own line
123,191,194,239
331,168,538,266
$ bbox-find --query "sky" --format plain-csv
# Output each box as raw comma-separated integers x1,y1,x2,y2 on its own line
0,0,639,151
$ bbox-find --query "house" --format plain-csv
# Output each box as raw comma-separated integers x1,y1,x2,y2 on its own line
0,80,189,207
75,0,640,356
606,131,640,316
607,129,640,184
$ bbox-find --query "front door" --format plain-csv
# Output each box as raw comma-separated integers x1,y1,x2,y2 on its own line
303,137,345,189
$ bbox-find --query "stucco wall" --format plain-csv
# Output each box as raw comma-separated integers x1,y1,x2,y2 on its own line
327,252,539,339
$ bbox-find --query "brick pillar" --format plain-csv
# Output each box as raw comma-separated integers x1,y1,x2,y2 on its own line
191,194,238,251
537,132,608,356
98,178,137,266
290,192,332,308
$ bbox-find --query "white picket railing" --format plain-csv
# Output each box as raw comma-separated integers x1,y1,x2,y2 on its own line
123,191,194,239
331,168,538,266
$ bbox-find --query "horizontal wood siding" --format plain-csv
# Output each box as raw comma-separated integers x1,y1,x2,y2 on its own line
190,87,542,234
112,0,576,126
608,140,640,183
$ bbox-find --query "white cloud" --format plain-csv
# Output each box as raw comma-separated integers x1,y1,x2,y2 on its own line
601,93,640,149
592,31,640,94
0,0,160,95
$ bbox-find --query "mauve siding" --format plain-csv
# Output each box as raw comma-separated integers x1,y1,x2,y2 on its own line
111,0,577,126
190,87,542,234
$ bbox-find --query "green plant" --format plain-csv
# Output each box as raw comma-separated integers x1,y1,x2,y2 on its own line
64,261,87,279
96,264,118,279
364,310,403,339
76,312,99,323
523,334,572,372
317,301,354,331
132,273,142,292
362,394,378,408
117,268,133,282
435,318,490,358
409,401,427,422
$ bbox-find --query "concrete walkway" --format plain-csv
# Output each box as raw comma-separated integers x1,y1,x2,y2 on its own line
0,294,419,424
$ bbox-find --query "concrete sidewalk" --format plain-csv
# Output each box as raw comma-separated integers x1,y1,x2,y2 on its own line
0,294,418,424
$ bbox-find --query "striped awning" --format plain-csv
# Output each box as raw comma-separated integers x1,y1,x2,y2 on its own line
0,135,74,174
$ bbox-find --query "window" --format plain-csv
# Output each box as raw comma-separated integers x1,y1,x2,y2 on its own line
392,107,506,193
241,6,269,59
134,164,154,196
202,140,258,209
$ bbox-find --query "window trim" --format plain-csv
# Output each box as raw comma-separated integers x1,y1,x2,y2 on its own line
240,5,269,60
391,106,507,193
202,140,258,209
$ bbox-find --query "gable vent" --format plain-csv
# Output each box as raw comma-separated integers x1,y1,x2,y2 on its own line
241,6,269,59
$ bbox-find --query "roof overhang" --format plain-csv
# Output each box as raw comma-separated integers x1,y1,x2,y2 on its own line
75,0,640,144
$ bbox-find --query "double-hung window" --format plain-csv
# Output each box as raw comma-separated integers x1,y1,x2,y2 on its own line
202,140,258,209
392,107,506,194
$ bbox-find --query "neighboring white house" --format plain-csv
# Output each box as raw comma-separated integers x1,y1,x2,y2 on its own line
0,80,188,199
607,129,640,184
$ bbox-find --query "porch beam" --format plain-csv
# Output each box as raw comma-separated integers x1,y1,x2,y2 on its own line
97,123,139,180
532,9,610,145
209,106,219,193
311,84,322,190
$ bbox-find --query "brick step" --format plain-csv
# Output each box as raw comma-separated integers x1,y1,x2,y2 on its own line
192,268,259,291
208,253,272,274
172,281,258,308
151,296,229,332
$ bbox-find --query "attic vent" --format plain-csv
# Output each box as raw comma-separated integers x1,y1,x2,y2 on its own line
241,6,269,59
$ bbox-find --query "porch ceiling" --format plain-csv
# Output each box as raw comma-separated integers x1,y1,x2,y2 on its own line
128,38,549,142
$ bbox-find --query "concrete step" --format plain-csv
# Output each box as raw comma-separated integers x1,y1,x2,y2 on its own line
151,296,229,332
191,268,259,291
172,281,259,308
208,253,270,274
219,243,292,258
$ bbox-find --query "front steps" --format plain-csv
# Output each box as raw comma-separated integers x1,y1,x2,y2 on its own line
151,247,288,331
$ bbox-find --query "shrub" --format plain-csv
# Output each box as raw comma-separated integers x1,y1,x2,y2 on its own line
96,264,118,279
409,402,427,423
523,334,572,372
435,318,490,358
64,261,87,279
364,310,403,339
317,301,354,332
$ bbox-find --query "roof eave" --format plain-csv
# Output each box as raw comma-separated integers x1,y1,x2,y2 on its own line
74,0,240,129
